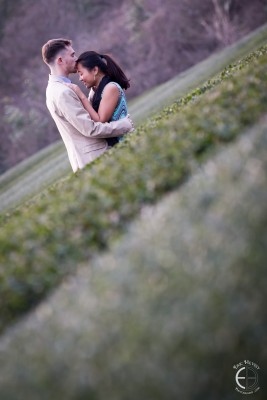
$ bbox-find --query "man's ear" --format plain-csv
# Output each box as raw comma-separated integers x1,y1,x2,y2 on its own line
57,56,63,65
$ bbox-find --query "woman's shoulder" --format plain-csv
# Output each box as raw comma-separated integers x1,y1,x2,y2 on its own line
102,82,123,100
106,81,123,92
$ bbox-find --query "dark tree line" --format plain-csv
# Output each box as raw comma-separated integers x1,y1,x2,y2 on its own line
0,0,266,173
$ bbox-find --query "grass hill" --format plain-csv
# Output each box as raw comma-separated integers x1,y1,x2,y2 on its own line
0,35,267,330
1,0,265,174
0,25,266,399
1,22,267,213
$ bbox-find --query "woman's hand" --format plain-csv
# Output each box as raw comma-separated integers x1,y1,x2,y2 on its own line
63,83,85,100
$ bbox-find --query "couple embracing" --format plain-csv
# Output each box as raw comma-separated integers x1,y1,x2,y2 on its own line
42,38,134,173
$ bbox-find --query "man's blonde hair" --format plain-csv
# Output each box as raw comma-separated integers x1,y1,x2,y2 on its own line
42,38,72,65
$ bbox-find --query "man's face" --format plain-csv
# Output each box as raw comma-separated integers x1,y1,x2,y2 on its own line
61,46,77,74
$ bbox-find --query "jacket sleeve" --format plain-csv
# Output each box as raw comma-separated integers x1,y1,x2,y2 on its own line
58,89,132,138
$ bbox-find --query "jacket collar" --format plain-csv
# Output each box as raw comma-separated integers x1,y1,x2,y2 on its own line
48,74,71,84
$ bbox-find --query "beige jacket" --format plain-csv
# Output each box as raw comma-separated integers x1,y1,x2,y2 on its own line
46,75,132,172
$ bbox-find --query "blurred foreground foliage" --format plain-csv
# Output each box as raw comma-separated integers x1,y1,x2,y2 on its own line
0,114,266,400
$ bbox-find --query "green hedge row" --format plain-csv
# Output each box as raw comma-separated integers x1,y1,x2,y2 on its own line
0,120,266,400
0,45,267,333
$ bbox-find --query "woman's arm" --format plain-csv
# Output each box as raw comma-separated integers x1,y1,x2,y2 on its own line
64,83,119,122
98,84,119,122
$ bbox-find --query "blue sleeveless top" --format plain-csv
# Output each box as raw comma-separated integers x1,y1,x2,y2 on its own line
92,77,128,147
107,82,128,122
103,82,128,145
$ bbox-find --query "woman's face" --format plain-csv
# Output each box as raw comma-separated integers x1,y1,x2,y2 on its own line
77,63,97,88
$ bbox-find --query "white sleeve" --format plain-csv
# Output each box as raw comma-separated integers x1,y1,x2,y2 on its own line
88,88,95,103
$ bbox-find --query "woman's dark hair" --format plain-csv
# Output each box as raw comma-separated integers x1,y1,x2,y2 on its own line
76,51,130,90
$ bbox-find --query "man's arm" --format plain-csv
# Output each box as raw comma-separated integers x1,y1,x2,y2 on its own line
59,89,133,138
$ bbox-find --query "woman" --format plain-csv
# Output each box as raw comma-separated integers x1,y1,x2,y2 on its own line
65,51,130,147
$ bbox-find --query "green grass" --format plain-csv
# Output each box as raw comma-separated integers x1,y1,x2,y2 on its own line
0,141,70,212
1,22,267,212
0,44,267,333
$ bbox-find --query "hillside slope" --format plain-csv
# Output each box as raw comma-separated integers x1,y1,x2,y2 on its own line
1,22,267,213
1,0,266,172
0,42,266,335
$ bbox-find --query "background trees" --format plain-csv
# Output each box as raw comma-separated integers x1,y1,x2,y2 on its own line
0,0,266,173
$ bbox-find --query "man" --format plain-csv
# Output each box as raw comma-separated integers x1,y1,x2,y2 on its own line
42,38,133,172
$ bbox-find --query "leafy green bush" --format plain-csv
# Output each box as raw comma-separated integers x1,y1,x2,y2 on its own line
0,120,266,400
0,45,267,333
